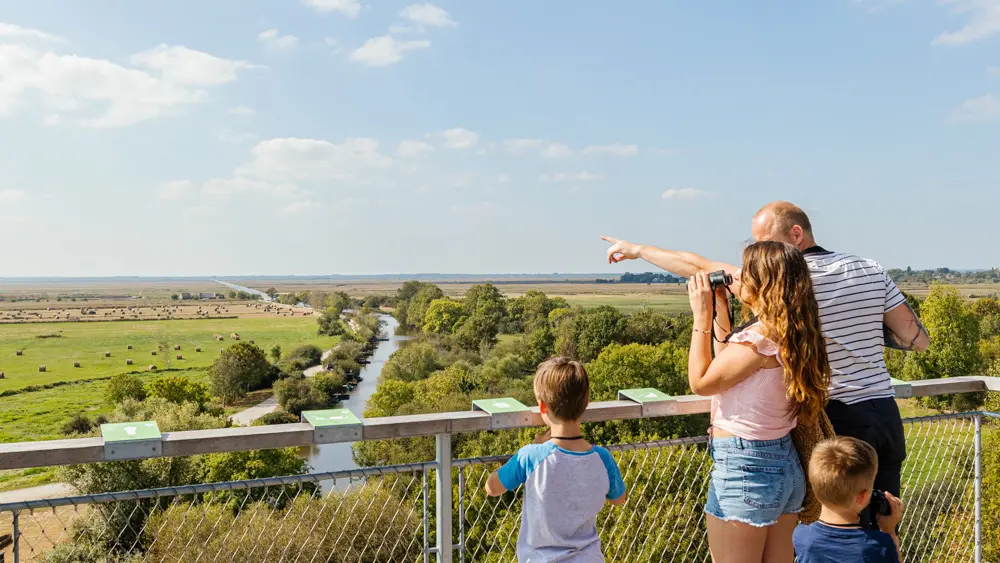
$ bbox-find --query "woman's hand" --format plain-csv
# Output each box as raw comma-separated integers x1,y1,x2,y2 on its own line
688,272,713,331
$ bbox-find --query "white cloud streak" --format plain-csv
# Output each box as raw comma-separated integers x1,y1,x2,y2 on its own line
582,143,639,156
302,0,361,18
948,93,1000,122
397,140,435,157
932,0,1000,46
257,29,299,51
441,128,479,149
541,143,572,159
349,36,430,66
539,172,603,183
661,188,714,201
398,4,458,28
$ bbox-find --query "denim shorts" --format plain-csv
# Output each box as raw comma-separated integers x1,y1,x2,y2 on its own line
704,434,806,527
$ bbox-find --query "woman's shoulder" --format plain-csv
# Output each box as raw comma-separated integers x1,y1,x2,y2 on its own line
728,323,780,357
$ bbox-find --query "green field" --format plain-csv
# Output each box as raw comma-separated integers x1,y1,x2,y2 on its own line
0,317,338,441
561,292,690,314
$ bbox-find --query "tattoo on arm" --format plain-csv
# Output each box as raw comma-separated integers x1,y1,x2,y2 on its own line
884,303,929,351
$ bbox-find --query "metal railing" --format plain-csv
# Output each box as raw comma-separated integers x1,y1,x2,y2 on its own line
0,377,998,562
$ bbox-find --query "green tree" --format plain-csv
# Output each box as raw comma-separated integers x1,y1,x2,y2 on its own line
405,285,445,329
325,291,353,313
313,371,347,403
422,298,467,334
104,373,147,404
624,309,675,345
900,285,984,410
381,342,442,382
273,377,329,415
264,287,278,300
971,296,1000,340
148,376,211,407
317,308,347,336
170,294,179,301
270,345,282,363
572,305,627,362
526,325,556,366
210,343,270,406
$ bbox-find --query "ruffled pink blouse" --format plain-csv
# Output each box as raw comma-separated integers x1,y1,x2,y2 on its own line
710,326,796,440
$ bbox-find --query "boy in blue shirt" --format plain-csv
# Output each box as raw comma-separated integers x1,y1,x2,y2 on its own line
793,437,905,562
485,357,627,562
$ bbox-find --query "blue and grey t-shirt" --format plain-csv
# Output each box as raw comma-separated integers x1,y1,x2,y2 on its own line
497,442,626,563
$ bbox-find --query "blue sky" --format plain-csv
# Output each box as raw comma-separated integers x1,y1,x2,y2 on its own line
0,0,997,276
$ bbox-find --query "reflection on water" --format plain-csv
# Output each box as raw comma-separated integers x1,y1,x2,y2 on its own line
300,314,410,490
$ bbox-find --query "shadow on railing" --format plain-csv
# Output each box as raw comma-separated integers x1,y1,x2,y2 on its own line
1,411,994,563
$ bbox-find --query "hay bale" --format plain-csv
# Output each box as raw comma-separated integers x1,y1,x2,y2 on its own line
249,339,255,344
74,361,81,368
148,365,157,371
151,351,157,356
174,345,181,351
127,345,132,350
126,359,134,366
0,372,4,379
16,350,22,356
176,354,183,360
216,336,224,341
195,347,202,352
104,351,111,358
38,365,46,372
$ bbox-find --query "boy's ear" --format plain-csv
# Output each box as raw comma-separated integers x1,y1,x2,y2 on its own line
538,401,548,415
855,488,871,508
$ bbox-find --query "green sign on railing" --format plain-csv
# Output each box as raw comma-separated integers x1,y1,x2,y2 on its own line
890,377,913,398
302,408,363,443
101,421,162,461
472,397,532,430
618,388,672,403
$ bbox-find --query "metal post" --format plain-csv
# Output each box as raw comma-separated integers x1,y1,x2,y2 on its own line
974,413,982,563
435,433,453,563
423,471,430,563
11,510,18,563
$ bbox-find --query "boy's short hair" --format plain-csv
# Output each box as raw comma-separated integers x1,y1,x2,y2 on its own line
533,357,590,421
809,436,878,508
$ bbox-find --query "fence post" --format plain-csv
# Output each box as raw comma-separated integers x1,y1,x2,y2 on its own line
436,433,453,563
974,413,982,563
11,510,18,563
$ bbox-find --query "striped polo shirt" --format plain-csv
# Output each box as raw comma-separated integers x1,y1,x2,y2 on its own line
803,247,907,404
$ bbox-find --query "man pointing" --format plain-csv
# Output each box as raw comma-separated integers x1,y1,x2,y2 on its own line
603,201,929,528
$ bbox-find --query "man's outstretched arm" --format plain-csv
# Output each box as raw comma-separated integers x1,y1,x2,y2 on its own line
602,236,739,280
884,302,930,352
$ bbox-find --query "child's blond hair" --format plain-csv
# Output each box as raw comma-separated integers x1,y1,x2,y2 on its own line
809,436,878,508
533,357,589,421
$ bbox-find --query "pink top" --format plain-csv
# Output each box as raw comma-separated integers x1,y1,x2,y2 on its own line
710,326,797,440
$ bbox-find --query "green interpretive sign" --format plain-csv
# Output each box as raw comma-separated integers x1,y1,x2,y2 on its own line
472,398,529,414
618,388,673,403
101,421,162,461
101,421,161,442
302,408,363,443
302,409,362,427
889,377,913,399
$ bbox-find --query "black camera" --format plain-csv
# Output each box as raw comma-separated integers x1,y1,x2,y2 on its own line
870,489,892,516
708,270,733,288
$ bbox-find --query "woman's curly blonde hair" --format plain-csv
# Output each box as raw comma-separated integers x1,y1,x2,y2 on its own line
739,241,831,422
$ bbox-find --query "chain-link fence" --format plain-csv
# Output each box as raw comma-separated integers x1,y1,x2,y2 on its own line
1,412,995,562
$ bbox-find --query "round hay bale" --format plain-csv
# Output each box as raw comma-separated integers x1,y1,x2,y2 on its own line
74,361,81,368
249,339,255,344
38,365,46,372
0,372,4,379
16,350,23,356
174,345,181,351
195,347,202,352
151,351,157,356
126,359,134,365
127,345,133,350
176,354,183,360
148,365,157,371
104,351,111,358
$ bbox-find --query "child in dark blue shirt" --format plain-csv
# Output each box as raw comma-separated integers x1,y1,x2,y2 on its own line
793,437,904,563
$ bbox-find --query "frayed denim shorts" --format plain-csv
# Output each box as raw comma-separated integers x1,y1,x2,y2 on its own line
704,433,806,527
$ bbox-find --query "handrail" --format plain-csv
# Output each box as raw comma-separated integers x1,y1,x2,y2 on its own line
0,375,996,471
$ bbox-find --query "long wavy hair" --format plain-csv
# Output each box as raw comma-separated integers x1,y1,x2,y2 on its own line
739,241,830,422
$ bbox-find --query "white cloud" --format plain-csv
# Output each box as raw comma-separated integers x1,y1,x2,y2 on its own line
948,93,1000,122
582,143,639,157
236,137,393,183
229,105,255,116
349,36,430,66
0,22,64,43
502,138,544,154
257,29,299,51
541,143,572,159
279,200,320,216
42,113,60,126
302,0,361,18
0,37,251,127
397,140,435,157
661,188,714,201
441,127,479,149
398,4,458,28
496,174,511,184
932,0,1000,46
0,189,28,204
158,180,195,201
129,44,260,86
539,172,603,183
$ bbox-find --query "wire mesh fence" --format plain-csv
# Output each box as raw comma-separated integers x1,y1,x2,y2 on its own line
0,412,995,563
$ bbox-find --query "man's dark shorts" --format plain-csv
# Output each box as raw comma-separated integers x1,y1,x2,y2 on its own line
825,397,906,528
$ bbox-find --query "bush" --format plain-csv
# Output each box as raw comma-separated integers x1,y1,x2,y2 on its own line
274,377,329,416
148,376,210,407
62,414,94,435
287,344,323,367
104,374,147,404
253,411,300,425
210,342,270,405
381,343,442,382
313,371,346,403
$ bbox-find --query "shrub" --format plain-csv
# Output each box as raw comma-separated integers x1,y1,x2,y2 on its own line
148,376,210,407
210,342,270,405
104,374,147,404
274,377,328,416
62,414,94,435
253,411,300,425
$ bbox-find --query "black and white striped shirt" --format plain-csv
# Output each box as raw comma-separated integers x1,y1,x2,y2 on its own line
804,247,906,405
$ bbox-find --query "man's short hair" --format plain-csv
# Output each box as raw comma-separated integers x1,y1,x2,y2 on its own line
759,201,813,238
534,357,590,421
809,437,878,508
